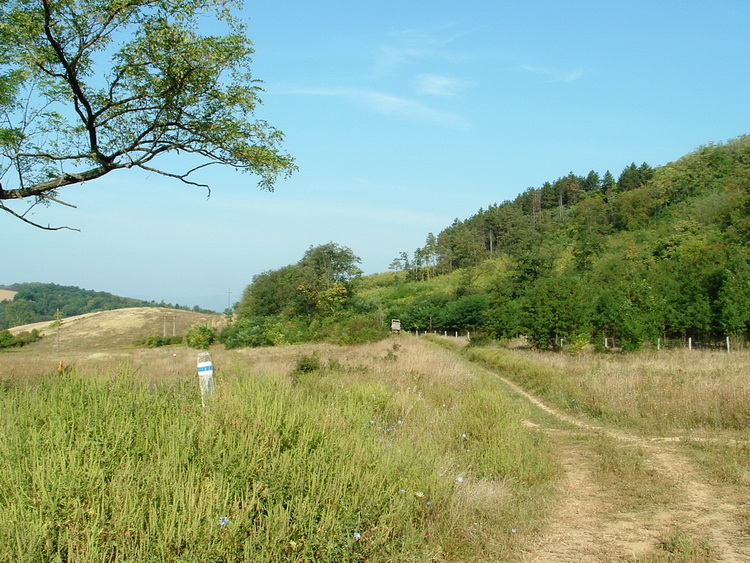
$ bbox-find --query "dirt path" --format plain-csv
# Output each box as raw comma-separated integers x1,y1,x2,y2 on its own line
491,371,750,562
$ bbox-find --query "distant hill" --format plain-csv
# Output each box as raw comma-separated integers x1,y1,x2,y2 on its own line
8,307,222,352
0,282,215,330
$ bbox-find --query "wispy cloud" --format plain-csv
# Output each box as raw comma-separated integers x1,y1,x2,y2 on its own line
288,87,469,129
371,22,472,75
519,65,583,83
414,74,467,96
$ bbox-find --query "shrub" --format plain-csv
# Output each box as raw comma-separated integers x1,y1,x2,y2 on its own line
293,353,321,374
186,324,216,349
0,329,42,348
133,334,183,348
0,330,16,348
467,331,493,347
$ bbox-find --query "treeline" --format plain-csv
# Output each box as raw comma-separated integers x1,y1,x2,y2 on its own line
221,243,384,347
384,135,750,350
0,283,215,329
224,135,750,352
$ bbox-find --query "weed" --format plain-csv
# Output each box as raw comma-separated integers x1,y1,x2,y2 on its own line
637,527,713,562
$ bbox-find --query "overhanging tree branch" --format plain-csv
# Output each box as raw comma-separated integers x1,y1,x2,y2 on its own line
0,0,296,230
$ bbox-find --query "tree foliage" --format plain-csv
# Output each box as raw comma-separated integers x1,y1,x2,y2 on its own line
0,0,295,229
376,135,750,350
225,243,382,347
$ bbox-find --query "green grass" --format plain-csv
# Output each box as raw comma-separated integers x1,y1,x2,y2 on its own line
0,343,558,561
636,527,714,562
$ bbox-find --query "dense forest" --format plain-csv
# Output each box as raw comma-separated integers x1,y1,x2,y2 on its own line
0,283,214,330
225,135,750,351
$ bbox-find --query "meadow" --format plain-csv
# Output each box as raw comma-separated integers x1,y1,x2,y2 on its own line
3,325,750,561
0,337,556,562
466,344,750,488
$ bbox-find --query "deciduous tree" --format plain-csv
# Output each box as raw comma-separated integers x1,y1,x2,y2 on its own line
0,0,295,229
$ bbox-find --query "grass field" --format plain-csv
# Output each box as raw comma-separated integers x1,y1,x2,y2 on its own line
0,336,557,561
3,314,750,561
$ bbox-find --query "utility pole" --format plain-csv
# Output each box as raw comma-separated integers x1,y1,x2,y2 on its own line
227,288,232,311
55,308,61,354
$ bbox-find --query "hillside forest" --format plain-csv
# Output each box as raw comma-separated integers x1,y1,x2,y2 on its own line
225,135,750,351
0,283,214,330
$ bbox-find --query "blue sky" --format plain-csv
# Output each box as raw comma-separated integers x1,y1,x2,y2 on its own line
3,0,750,312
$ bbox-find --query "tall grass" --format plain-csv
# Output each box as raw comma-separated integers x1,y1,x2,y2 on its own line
466,347,750,433
0,338,558,561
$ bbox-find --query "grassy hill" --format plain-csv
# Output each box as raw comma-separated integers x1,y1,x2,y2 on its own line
0,282,216,330
2,307,223,380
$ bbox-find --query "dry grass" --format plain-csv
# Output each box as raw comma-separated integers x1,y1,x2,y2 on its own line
0,289,16,302
1,307,223,383
511,348,750,433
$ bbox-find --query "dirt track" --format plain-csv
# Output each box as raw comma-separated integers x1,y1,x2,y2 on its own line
492,370,750,562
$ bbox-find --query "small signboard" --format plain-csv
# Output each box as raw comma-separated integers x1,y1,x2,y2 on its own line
391,319,401,333
197,351,215,407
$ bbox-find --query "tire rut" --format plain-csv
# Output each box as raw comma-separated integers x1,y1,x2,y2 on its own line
490,371,750,561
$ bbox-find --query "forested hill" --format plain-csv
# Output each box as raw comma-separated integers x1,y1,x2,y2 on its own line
0,283,214,329
381,134,750,350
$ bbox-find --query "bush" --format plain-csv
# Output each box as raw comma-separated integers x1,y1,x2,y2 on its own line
218,317,285,349
294,353,322,374
315,313,388,345
186,324,216,349
0,330,16,348
0,329,42,349
467,331,493,347
133,335,183,348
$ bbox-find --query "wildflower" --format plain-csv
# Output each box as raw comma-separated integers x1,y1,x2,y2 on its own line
218,516,229,526
414,491,425,498
511,528,518,534
461,433,467,439
353,532,362,541
439,473,445,477
456,476,464,483
400,489,406,494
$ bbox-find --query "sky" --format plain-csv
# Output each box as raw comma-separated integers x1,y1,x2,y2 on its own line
3,0,750,312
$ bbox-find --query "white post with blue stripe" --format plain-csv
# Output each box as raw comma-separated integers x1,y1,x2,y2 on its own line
197,351,215,407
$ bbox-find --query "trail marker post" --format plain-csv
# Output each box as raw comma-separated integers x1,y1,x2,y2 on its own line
197,352,215,407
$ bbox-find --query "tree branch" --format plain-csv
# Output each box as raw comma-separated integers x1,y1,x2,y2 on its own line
0,201,80,231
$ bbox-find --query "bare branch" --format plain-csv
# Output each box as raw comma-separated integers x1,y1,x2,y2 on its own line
0,201,80,231
138,162,214,197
